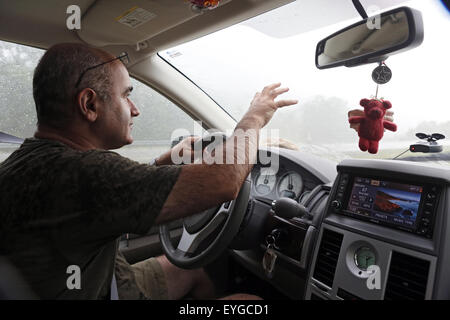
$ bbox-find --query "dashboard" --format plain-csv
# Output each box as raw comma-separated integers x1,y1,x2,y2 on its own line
250,155,326,203
230,148,450,300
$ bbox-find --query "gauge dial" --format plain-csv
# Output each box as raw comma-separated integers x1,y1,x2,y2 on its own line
354,247,376,271
277,172,303,199
255,169,277,196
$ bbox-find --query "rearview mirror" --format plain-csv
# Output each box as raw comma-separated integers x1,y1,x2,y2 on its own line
315,6,423,69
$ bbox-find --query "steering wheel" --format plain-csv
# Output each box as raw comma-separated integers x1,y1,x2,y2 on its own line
159,132,251,269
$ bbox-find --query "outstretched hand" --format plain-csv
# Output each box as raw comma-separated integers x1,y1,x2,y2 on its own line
246,83,298,128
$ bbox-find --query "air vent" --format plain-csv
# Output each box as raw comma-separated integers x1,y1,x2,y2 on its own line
312,229,343,288
384,252,430,300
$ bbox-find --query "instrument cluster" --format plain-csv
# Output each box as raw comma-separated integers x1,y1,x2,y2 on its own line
252,165,304,202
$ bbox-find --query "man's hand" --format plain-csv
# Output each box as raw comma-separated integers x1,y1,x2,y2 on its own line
241,83,298,129
348,109,394,132
157,83,298,224
156,136,200,166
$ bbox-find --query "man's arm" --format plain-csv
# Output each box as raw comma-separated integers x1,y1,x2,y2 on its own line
155,83,298,224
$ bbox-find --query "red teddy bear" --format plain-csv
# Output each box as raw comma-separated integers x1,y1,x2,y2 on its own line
349,98,397,154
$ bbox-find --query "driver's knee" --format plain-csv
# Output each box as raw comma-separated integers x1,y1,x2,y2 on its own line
156,255,216,300
135,255,259,300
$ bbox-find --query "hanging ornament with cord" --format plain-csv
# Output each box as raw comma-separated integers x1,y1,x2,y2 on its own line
188,0,221,13
372,61,392,98
348,61,397,154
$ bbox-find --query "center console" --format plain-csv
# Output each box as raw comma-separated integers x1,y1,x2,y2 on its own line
306,159,450,300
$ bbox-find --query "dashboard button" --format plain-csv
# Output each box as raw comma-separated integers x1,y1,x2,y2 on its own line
423,210,432,216
418,227,428,235
340,174,349,183
331,200,341,209
426,193,436,202
424,202,434,209
421,217,430,224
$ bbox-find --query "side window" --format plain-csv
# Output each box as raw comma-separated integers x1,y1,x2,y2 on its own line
0,41,41,162
0,40,201,163
116,78,203,163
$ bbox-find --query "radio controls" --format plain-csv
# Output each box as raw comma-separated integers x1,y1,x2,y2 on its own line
331,200,341,209
332,176,438,238
424,202,434,209
340,174,349,185
418,227,428,235
421,217,430,223
426,193,436,200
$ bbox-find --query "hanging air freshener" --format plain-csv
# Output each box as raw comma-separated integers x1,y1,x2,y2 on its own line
348,61,397,154
189,0,221,12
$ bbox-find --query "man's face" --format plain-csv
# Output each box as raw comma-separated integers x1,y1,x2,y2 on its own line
98,63,140,149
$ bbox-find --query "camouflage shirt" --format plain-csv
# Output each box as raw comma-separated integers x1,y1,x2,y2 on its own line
0,138,181,299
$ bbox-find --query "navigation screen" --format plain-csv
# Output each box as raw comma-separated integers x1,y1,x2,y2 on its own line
346,177,423,229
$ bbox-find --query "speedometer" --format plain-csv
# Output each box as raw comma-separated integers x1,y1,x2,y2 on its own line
277,172,303,199
255,169,277,196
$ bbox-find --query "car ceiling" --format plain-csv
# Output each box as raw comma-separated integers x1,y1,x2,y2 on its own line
0,0,412,68
0,0,295,67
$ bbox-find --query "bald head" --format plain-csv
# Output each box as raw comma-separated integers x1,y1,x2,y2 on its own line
33,43,118,128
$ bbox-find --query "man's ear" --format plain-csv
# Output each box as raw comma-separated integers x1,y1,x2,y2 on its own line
360,98,370,107
77,88,99,122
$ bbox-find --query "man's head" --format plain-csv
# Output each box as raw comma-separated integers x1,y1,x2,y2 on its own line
33,43,139,149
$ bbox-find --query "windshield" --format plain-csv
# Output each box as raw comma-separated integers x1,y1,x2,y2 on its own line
160,0,450,165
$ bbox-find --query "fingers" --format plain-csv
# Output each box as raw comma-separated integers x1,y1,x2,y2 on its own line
189,136,201,142
182,136,200,143
263,84,290,99
262,83,281,94
260,83,298,107
270,87,289,97
276,99,298,108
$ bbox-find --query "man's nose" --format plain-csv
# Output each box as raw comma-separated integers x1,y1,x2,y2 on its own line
129,99,140,117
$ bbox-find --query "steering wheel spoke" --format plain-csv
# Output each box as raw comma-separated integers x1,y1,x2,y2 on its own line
177,210,227,253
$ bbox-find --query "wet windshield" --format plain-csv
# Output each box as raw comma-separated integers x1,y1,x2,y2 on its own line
159,0,450,165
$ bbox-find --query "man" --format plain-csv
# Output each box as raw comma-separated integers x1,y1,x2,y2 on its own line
0,43,297,299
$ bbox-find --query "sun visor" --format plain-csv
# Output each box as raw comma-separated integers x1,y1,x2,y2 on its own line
77,0,233,47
